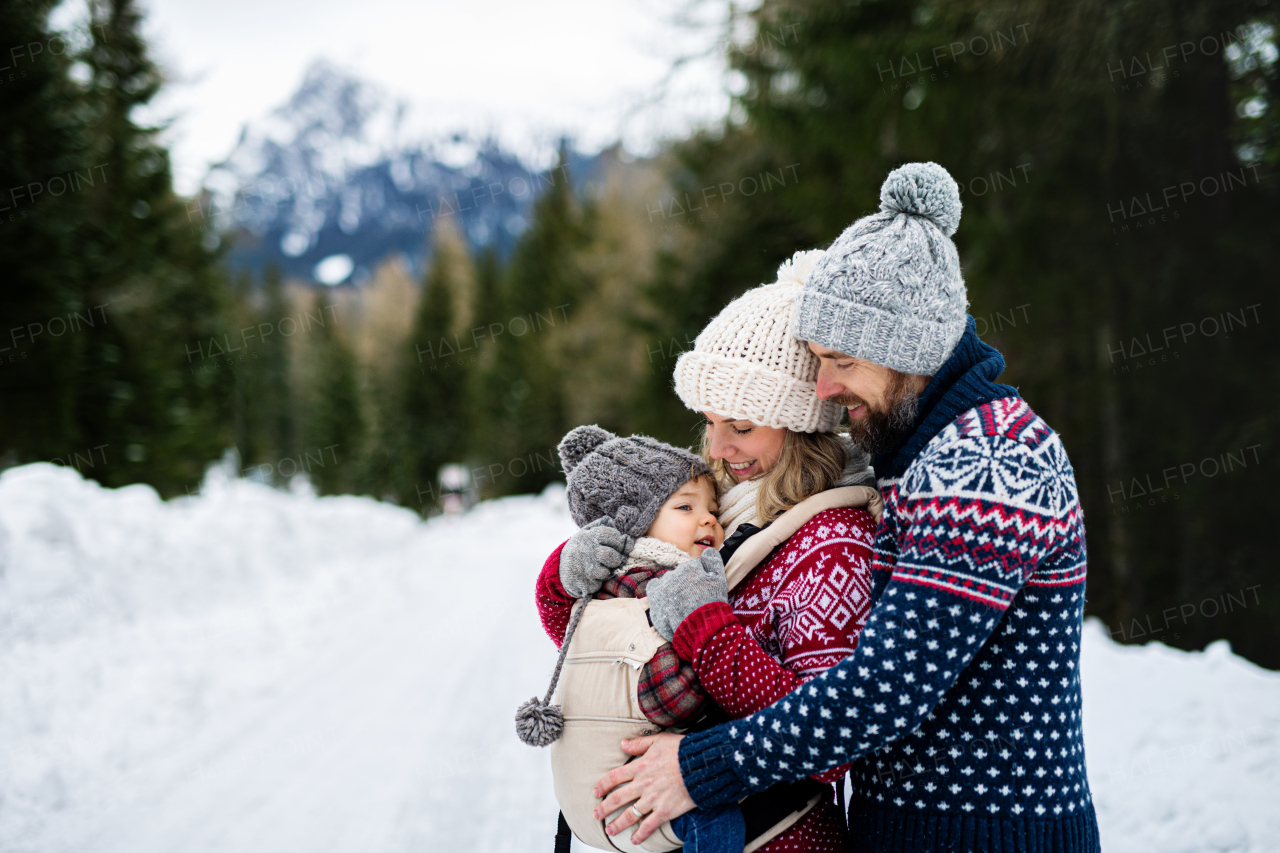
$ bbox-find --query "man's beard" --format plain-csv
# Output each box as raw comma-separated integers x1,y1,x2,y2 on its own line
833,371,921,457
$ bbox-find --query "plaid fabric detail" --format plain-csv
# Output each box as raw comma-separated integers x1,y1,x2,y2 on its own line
596,565,712,727
596,566,663,600
637,644,711,726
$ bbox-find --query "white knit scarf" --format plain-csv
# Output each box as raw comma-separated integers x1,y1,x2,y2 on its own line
620,537,694,573
715,435,876,537
718,477,764,538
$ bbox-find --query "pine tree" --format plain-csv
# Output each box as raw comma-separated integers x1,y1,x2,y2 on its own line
477,149,591,495
0,0,94,464
465,245,509,477
471,246,503,333
74,0,234,493
401,221,475,511
258,264,295,468
228,264,294,482
301,292,364,494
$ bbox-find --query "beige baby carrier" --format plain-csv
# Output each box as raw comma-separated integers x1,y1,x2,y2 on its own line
519,485,882,852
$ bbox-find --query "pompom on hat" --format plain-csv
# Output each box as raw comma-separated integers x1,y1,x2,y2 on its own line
673,250,842,433
793,162,969,376
878,161,963,236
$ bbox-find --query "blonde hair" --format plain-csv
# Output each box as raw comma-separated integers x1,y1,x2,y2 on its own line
702,430,847,525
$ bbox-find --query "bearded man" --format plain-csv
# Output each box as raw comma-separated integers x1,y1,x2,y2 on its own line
593,162,1100,853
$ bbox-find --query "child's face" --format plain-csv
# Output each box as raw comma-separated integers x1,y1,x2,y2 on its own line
645,477,725,557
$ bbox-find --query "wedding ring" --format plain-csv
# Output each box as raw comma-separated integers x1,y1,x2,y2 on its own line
630,804,645,819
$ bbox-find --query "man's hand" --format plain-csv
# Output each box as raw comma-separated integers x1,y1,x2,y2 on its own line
560,516,635,598
593,733,694,844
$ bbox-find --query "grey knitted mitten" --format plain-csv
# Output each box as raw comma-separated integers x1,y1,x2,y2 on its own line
646,548,728,641
559,516,635,598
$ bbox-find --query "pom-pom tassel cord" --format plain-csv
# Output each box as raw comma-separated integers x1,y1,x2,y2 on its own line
515,596,590,747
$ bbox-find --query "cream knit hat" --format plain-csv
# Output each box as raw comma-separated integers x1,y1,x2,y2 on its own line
673,250,842,433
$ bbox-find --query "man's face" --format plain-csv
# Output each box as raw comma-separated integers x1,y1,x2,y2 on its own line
809,342,927,455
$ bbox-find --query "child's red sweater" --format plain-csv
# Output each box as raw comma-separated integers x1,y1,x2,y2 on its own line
534,505,878,853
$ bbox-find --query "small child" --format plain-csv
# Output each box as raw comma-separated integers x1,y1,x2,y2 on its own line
519,425,743,853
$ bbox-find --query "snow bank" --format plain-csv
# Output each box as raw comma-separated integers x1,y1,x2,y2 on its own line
0,464,1276,852
1081,620,1280,852
0,463,576,852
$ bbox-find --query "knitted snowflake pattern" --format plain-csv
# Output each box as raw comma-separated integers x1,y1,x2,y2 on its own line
680,397,1096,827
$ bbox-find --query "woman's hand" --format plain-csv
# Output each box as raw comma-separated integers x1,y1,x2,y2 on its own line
593,734,694,843
645,548,727,640
560,516,634,598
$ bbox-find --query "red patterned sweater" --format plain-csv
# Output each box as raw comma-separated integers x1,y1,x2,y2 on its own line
535,505,878,852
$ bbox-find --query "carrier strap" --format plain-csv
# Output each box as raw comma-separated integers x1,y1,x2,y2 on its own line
835,771,849,848
717,522,763,564
742,778,828,845
555,810,573,853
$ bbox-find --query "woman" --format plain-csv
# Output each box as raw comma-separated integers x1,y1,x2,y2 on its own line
535,251,879,852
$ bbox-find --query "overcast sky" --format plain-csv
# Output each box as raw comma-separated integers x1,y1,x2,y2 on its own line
53,0,734,194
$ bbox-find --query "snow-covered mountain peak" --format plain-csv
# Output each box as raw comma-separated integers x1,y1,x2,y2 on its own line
201,60,598,284
206,61,404,203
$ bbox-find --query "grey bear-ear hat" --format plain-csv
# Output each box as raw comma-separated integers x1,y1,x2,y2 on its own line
793,161,969,376
558,425,713,539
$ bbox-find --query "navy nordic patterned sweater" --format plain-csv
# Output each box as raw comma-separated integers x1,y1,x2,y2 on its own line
678,319,1100,853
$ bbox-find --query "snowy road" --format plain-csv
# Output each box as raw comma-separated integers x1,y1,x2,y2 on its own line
64,588,542,853
1,465,1278,853
0,467,576,853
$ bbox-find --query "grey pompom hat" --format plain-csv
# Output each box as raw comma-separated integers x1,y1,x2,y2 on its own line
558,425,714,539
792,162,968,376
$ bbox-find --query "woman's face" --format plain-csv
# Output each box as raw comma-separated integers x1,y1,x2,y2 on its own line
702,412,787,481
